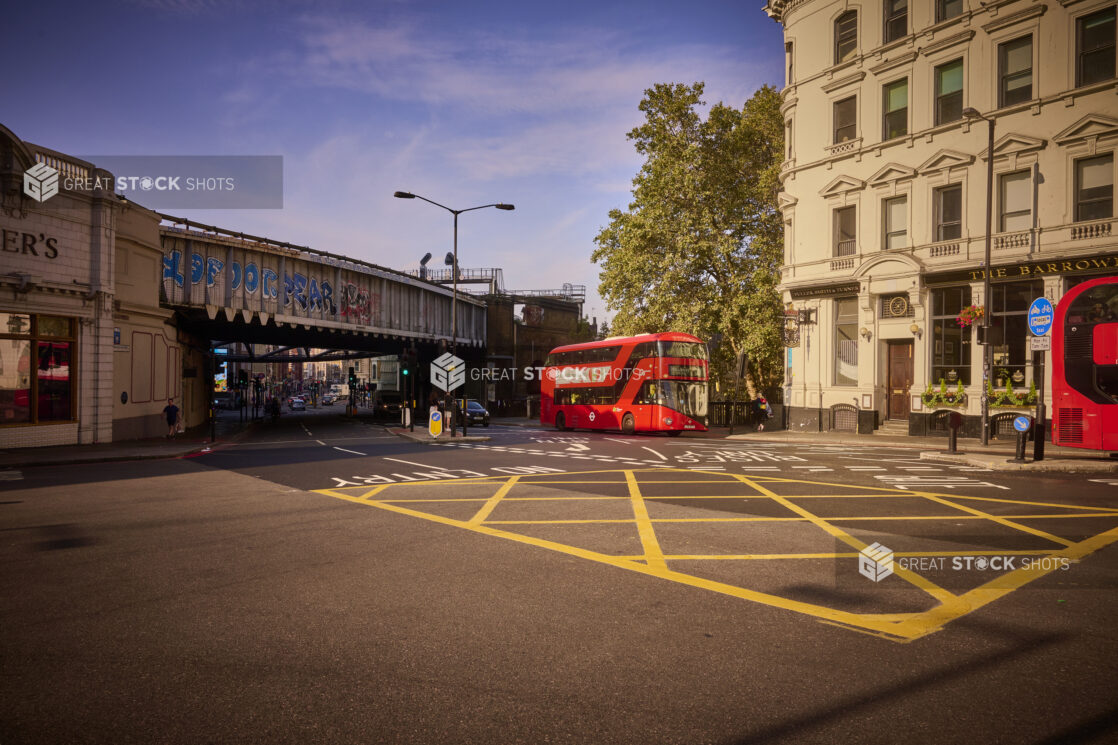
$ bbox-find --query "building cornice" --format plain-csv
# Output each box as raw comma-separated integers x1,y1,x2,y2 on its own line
869,51,918,76
982,4,1048,34
918,29,975,58
821,71,866,94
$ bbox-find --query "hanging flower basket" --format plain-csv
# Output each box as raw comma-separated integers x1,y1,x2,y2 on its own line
957,304,984,328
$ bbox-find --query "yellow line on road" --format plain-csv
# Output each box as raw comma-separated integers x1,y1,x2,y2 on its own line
483,512,1118,526
938,493,1118,513
469,476,520,526
627,470,667,571
322,492,926,640
732,474,958,605
920,493,1076,547
888,524,1118,640
626,549,1058,561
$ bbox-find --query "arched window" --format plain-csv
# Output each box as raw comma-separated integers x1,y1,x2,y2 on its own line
835,11,858,64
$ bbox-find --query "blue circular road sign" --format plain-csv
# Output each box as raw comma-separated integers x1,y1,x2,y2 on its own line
1013,415,1032,432
1027,297,1054,336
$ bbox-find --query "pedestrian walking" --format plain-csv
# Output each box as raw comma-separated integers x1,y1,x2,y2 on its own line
162,398,180,438
755,396,774,431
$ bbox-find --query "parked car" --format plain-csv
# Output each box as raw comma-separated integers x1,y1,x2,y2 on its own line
464,399,490,427
289,397,306,411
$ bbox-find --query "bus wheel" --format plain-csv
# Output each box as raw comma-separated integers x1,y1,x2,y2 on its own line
621,413,635,435
556,412,568,431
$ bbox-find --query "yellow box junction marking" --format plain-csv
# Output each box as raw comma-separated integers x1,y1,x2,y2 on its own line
314,468,1118,642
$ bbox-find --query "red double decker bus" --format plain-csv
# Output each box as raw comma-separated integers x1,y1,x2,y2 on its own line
1052,276,1118,451
540,332,708,435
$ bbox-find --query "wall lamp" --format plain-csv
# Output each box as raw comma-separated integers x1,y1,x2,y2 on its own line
909,323,922,338
859,327,872,341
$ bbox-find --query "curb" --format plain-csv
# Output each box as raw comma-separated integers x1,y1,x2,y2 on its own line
919,450,1118,473
2,421,258,470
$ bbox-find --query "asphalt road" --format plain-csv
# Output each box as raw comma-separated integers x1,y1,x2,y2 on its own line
3,406,1117,744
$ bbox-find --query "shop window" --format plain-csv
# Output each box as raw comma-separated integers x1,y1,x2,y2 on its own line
834,297,859,386
990,280,1043,386
0,313,76,426
931,287,972,385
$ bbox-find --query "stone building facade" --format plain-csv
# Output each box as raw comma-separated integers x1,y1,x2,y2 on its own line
765,0,1117,435
1,124,206,447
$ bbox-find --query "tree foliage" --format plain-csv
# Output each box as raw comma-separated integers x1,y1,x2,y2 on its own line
592,82,784,398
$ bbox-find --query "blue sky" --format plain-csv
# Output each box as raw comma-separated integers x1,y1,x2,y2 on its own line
3,0,783,324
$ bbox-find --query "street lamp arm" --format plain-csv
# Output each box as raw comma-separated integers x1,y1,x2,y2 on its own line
393,191,514,215
458,202,515,214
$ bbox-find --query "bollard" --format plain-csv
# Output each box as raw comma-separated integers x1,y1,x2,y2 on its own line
1009,415,1032,464
946,412,962,454
1012,429,1028,463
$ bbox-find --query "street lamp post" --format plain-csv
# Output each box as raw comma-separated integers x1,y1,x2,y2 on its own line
963,107,996,446
393,191,514,436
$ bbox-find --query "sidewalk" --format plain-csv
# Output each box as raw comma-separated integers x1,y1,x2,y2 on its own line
720,428,1118,472
0,412,257,470
490,417,1118,473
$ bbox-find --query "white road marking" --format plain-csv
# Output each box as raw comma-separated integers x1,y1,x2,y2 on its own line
875,475,1009,490
0,470,23,481
316,440,326,446
382,457,443,468
334,447,365,455
566,443,591,452
642,447,668,461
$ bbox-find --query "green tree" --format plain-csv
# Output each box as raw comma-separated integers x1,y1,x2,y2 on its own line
592,82,784,397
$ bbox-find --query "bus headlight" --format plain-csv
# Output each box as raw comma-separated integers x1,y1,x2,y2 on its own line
664,417,673,426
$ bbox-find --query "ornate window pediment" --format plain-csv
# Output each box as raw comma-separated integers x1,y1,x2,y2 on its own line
868,162,916,186
980,133,1047,160
1053,114,1118,147
819,175,866,197
918,148,974,175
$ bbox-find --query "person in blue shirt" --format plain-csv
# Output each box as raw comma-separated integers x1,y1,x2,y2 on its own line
162,398,180,438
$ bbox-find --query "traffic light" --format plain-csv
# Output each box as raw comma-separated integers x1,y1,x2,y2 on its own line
348,366,357,387
238,369,249,388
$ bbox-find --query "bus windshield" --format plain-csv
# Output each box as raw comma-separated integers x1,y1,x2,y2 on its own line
658,341,708,360
1066,284,1118,324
